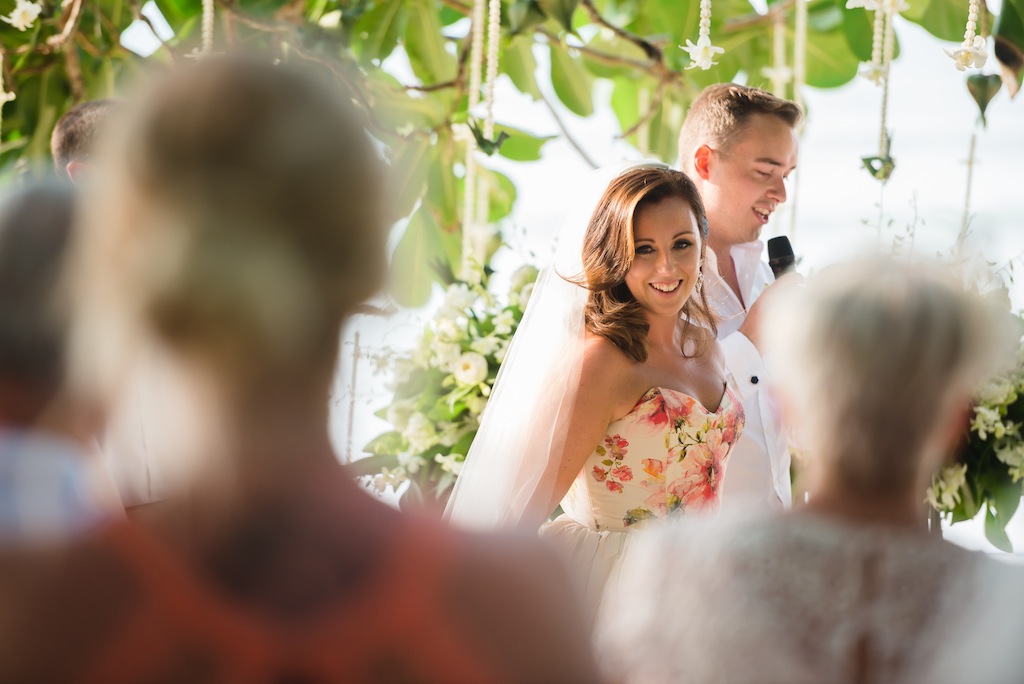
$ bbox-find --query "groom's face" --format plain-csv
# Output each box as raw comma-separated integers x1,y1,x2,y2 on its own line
700,113,798,247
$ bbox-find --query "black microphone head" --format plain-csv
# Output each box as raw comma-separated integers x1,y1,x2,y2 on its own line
767,236,795,279
767,235,794,261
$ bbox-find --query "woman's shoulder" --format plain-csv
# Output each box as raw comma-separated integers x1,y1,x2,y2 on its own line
581,333,639,389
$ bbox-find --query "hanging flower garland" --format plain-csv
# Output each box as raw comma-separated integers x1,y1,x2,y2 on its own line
761,9,792,97
460,0,495,282
681,0,724,71
201,0,215,55
945,0,988,71
849,0,900,182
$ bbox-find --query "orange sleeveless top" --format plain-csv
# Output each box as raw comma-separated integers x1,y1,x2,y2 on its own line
76,520,501,683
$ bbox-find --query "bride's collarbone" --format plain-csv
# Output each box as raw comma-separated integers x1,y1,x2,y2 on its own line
635,350,726,410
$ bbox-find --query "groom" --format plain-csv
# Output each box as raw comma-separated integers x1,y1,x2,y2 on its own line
677,83,802,510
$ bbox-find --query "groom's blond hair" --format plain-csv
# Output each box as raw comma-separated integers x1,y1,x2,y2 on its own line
677,84,802,176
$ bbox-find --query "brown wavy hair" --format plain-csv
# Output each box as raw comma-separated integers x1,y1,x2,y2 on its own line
579,166,717,363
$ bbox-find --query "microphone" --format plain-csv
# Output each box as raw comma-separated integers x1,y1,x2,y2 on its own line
767,236,796,279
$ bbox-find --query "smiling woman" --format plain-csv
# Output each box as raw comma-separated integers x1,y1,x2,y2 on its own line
445,163,746,622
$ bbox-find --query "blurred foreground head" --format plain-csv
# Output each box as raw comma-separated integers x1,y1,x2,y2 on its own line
767,256,1012,496
71,56,386,398
0,183,75,424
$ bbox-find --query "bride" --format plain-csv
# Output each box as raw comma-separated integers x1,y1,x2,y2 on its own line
446,162,745,615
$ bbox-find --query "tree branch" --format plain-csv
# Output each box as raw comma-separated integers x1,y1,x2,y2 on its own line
539,87,598,169
579,0,661,63
46,0,84,49
618,78,667,140
721,1,794,34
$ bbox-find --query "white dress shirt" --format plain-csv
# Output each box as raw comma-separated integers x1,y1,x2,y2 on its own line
704,242,792,509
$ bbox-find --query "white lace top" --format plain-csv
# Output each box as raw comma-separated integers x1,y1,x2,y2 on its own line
597,510,1018,684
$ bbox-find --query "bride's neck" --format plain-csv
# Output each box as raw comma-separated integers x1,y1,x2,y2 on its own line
645,312,683,351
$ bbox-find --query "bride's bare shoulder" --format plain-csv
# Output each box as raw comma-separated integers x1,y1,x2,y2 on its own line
581,332,636,384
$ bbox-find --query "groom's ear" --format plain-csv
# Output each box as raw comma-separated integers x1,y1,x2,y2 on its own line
693,144,713,180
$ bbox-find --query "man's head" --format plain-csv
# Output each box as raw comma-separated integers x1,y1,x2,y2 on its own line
0,183,76,424
677,84,802,249
50,99,120,182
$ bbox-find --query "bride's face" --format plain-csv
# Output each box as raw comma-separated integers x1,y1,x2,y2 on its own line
624,196,702,318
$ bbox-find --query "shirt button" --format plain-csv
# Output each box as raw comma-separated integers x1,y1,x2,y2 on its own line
750,376,759,385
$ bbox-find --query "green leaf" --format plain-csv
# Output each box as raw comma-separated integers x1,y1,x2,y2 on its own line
808,3,844,32
405,0,457,84
364,71,449,130
549,42,593,116
641,0,699,40
904,0,992,43
580,32,652,79
994,0,1024,97
841,6,875,63
610,78,641,144
502,36,543,99
389,208,447,307
537,0,579,33
450,430,477,457
967,73,1003,126
346,452,402,478
484,168,518,222
508,0,547,35
984,503,1015,552
425,137,460,231
387,137,432,220
359,432,406,458
495,124,554,161
353,0,407,64
804,26,861,88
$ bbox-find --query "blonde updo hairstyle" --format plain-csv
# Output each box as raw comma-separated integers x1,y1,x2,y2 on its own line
581,166,717,362
767,256,1010,496
72,57,386,394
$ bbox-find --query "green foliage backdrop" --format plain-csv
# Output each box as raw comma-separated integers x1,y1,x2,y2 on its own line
1,0,1021,297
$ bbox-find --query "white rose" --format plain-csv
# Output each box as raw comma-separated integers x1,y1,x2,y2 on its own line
453,351,489,386
979,377,1016,407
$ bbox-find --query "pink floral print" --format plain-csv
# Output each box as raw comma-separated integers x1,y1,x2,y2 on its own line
575,387,744,529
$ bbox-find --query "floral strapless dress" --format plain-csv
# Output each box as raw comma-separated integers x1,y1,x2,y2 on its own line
540,386,744,621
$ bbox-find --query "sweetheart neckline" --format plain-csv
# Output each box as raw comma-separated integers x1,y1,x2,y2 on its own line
634,385,733,416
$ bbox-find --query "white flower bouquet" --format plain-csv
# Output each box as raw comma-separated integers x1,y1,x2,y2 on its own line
928,318,1024,551
354,265,538,510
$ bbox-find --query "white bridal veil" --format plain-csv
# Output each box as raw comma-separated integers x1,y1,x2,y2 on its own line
444,160,668,530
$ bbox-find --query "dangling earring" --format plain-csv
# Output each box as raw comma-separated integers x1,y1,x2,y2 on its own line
695,259,704,294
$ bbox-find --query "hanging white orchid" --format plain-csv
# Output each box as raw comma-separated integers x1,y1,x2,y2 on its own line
946,0,988,70
946,35,988,71
1,0,42,31
681,0,723,71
